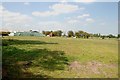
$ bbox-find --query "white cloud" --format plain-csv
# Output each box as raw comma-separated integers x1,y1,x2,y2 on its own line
86,18,94,23
50,3,79,13
75,0,96,3
77,14,90,18
0,5,4,10
59,0,96,3
65,13,90,20
0,5,5,17
67,19,79,23
65,13,94,25
82,14,90,17
65,13,91,23
32,11,58,17
37,21,65,31
32,3,81,17
24,2,30,5
79,7,85,10
3,10,32,24
60,0,67,3
1,5,32,27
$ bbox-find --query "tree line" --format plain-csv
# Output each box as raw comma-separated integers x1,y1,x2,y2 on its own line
1,30,119,39
42,30,119,39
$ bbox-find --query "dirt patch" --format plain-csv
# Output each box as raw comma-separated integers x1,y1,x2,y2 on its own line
85,61,102,74
68,61,81,71
68,61,117,75
86,61,102,67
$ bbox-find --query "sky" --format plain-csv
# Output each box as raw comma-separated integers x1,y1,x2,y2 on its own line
0,0,119,35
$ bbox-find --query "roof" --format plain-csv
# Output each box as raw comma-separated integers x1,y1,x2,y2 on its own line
14,32,45,37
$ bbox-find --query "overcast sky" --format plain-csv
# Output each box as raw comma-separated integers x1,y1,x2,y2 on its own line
0,0,119,35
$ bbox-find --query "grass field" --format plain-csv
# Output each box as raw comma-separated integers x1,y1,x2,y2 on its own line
2,36,118,78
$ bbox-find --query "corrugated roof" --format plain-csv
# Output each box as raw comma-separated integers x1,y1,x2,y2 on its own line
14,32,45,37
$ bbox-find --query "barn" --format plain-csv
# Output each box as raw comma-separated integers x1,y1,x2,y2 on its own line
14,31,45,37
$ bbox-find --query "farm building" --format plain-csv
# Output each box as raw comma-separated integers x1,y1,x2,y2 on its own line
0,29,10,36
9,32,14,36
14,31,45,37
0,31,10,36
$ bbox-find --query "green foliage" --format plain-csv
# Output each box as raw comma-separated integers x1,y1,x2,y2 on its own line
42,30,117,39
68,31,74,37
118,34,120,38
2,39,68,78
93,33,101,37
56,30,62,37
75,32,80,38
107,34,116,38
43,31,51,36
52,31,61,36
75,30,90,38
42,30,62,37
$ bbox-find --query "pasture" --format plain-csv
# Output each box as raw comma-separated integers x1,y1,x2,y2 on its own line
2,36,118,78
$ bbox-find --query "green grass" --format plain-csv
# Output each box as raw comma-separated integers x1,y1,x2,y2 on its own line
2,36,118,78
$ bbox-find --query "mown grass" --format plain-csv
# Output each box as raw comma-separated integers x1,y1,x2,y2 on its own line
2,36,118,78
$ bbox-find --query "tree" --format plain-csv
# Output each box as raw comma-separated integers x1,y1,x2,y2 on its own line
68,31,74,37
43,31,51,36
75,30,90,39
56,30,62,37
62,34,66,37
107,34,116,38
118,34,120,38
42,30,63,37
78,30,84,38
98,33,101,37
52,30,62,37
75,32,80,38
42,31,45,35
84,32,90,39
52,31,57,36
93,34,99,37
101,35,105,39
29,30,32,32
